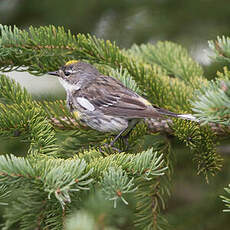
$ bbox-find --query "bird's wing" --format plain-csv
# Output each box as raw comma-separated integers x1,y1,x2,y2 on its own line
73,75,161,118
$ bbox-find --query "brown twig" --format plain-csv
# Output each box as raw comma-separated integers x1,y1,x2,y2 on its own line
50,117,230,136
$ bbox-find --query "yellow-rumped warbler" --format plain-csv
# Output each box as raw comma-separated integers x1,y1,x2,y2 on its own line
48,60,196,147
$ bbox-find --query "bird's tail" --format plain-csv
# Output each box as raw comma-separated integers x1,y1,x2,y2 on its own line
154,106,198,122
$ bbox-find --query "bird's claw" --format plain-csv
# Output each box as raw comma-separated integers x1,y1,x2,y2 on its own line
99,143,122,153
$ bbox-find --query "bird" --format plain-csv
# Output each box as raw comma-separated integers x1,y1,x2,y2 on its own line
48,60,197,149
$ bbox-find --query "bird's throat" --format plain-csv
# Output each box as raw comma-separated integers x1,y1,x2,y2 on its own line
58,78,81,92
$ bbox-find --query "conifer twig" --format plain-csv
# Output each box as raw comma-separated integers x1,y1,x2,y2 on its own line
50,117,230,136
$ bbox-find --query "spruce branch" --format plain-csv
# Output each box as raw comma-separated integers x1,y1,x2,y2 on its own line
131,150,168,180
0,154,35,181
51,116,230,136
172,119,223,180
56,129,111,158
0,154,94,227
3,185,69,230
86,148,168,180
216,66,230,80
102,167,137,208
0,24,125,74
128,42,204,85
0,24,78,74
220,184,230,212
134,177,169,230
0,185,10,206
191,77,230,126
0,74,32,104
0,150,169,229
65,190,135,230
41,99,75,129
208,36,230,63
3,189,47,230
84,148,169,229
0,103,58,155
42,158,93,209
123,60,195,112
133,149,170,230
0,74,58,155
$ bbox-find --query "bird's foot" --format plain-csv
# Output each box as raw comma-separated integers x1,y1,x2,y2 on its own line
120,135,130,151
99,143,122,154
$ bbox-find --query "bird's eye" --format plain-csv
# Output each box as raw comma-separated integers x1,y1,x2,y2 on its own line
64,69,76,76
64,70,71,76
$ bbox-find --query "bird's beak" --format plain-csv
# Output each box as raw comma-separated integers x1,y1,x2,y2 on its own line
48,71,59,76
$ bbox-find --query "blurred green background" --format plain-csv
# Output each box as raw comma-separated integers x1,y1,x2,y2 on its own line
0,0,230,229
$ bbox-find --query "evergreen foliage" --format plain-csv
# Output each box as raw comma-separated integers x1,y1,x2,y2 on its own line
220,184,230,212
0,24,229,229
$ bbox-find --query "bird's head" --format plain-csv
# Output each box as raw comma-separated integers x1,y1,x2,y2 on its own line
48,60,100,91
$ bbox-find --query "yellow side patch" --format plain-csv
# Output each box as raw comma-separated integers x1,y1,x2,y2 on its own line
65,60,79,66
73,111,81,120
139,97,152,106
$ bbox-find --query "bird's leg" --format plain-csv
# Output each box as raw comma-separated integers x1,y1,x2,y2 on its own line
99,144,121,154
109,128,128,147
101,120,139,152
121,120,139,150
110,120,139,150
121,131,132,150
98,129,128,153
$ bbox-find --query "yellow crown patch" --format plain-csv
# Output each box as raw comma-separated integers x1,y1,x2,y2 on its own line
65,60,79,65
